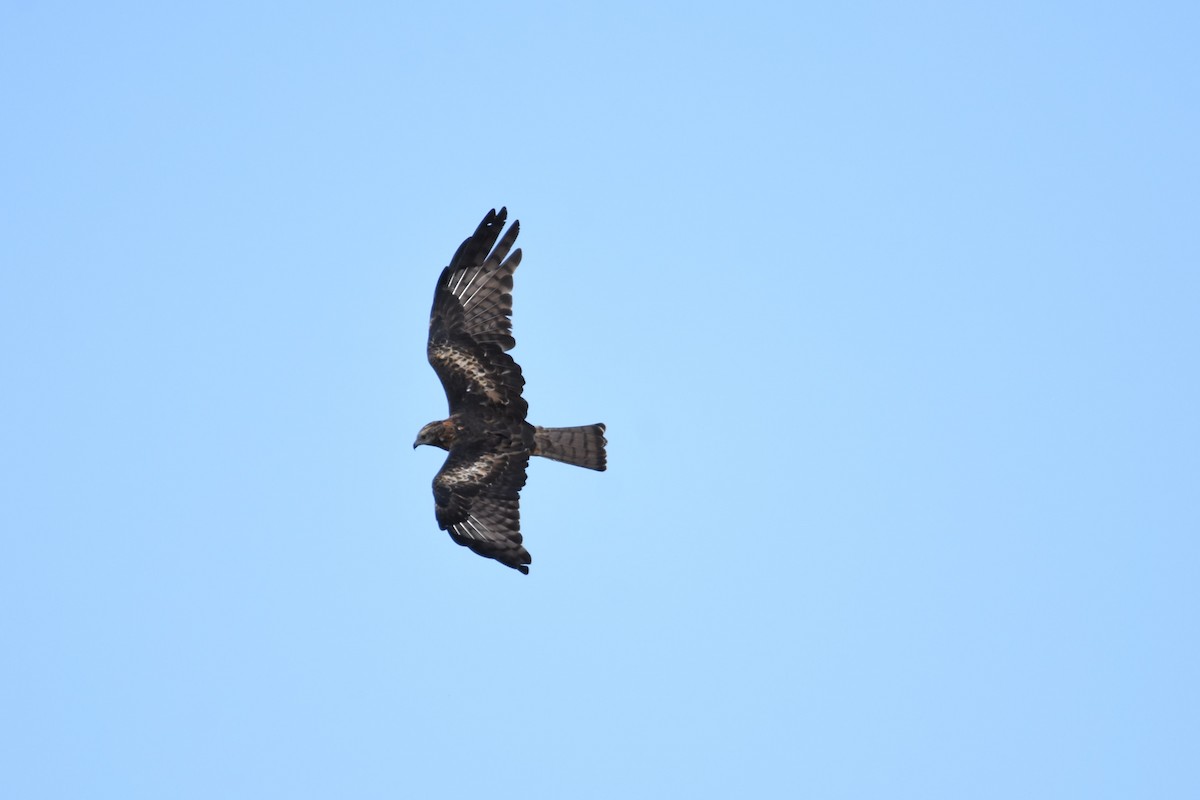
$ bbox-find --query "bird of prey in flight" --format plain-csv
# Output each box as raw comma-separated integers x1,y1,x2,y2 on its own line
414,208,606,573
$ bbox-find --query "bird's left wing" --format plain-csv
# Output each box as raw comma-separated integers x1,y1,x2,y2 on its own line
430,207,522,351
427,208,527,417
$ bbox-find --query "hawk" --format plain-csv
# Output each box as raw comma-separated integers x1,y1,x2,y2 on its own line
414,208,607,574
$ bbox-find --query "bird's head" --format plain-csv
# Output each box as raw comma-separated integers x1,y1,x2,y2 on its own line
413,420,452,451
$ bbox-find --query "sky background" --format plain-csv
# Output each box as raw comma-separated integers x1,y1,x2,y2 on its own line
2,2,1198,797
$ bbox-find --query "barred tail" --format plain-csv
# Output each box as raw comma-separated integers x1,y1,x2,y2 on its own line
532,424,607,471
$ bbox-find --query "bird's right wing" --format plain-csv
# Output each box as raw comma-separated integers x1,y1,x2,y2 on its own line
432,444,532,574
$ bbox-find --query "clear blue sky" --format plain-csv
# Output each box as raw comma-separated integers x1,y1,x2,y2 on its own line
2,2,1197,797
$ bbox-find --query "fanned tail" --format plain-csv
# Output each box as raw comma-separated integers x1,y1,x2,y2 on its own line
532,424,607,471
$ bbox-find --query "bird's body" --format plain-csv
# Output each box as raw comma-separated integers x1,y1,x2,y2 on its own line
414,208,606,573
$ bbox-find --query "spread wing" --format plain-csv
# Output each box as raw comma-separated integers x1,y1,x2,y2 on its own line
427,207,527,417
433,443,532,574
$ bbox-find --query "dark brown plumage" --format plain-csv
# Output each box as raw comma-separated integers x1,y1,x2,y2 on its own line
415,208,606,574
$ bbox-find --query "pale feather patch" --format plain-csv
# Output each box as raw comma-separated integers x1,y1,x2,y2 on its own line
429,342,506,404
447,266,487,306
440,454,500,487
450,514,496,542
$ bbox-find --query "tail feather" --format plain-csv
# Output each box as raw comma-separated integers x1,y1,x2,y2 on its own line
532,424,607,471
